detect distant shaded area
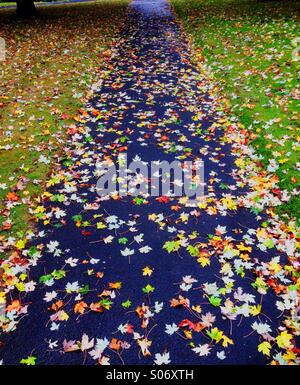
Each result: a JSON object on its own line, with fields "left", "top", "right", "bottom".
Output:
{"left": 0, "top": 0, "right": 98, "bottom": 17}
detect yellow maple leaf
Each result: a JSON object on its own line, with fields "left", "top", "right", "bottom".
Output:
{"left": 192, "top": 305, "right": 202, "bottom": 313}
{"left": 189, "top": 231, "right": 199, "bottom": 240}
{"left": 183, "top": 330, "right": 193, "bottom": 339}
{"left": 249, "top": 304, "right": 262, "bottom": 316}
{"left": 180, "top": 213, "right": 189, "bottom": 223}
{"left": 197, "top": 201, "right": 208, "bottom": 209}
{"left": 148, "top": 213, "right": 157, "bottom": 221}
{"left": 276, "top": 330, "right": 293, "bottom": 349}
{"left": 237, "top": 243, "right": 252, "bottom": 252}
{"left": 15, "top": 282, "right": 25, "bottom": 292}
{"left": 197, "top": 256, "right": 210, "bottom": 267}
{"left": 42, "top": 192, "right": 52, "bottom": 198}
{"left": 208, "top": 327, "right": 223, "bottom": 343}
{"left": 60, "top": 311, "right": 69, "bottom": 321}
{"left": 142, "top": 266, "right": 153, "bottom": 277}
{"left": 235, "top": 158, "right": 244, "bottom": 168}
{"left": 0, "top": 292, "right": 6, "bottom": 304}
{"left": 96, "top": 222, "right": 106, "bottom": 229}
{"left": 15, "top": 239, "right": 26, "bottom": 250}
{"left": 269, "top": 260, "right": 281, "bottom": 274}
{"left": 178, "top": 196, "right": 189, "bottom": 205}
{"left": 278, "top": 158, "right": 288, "bottom": 164}
{"left": 258, "top": 341, "right": 271, "bottom": 356}
{"left": 222, "top": 335, "right": 234, "bottom": 348}
{"left": 221, "top": 263, "right": 231, "bottom": 274}
{"left": 19, "top": 273, "right": 27, "bottom": 282}
{"left": 283, "top": 351, "right": 296, "bottom": 361}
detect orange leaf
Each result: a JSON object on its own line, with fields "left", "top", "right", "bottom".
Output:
{"left": 170, "top": 295, "right": 189, "bottom": 308}
{"left": 6, "top": 192, "right": 19, "bottom": 202}
{"left": 109, "top": 282, "right": 122, "bottom": 289}
{"left": 74, "top": 301, "right": 88, "bottom": 314}
{"left": 193, "top": 322, "right": 205, "bottom": 332}
{"left": 51, "top": 300, "right": 63, "bottom": 312}
{"left": 7, "top": 300, "right": 22, "bottom": 312}
{"left": 109, "top": 338, "right": 121, "bottom": 351}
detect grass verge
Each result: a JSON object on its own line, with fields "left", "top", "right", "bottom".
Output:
{"left": 0, "top": 0, "right": 128, "bottom": 248}
{"left": 172, "top": 0, "right": 300, "bottom": 221}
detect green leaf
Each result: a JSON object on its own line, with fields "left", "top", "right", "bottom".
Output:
{"left": 79, "top": 284, "right": 90, "bottom": 295}
{"left": 218, "top": 288, "right": 227, "bottom": 295}
{"left": 288, "top": 284, "right": 298, "bottom": 292}
{"left": 118, "top": 237, "right": 128, "bottom": 245}
{"left": 39, "top": 274, "right": 52, "bottom": 284}
{"left": 133, "top": 197, "right": 144, "bottom": 205}
{"left": 163, "top": 241, "right": 180, "bottom": 253}
{"left": 219, "top": 183, "right": 229, "bottom": 190}
{"left": 72, "top": 214, "right": 82, "bottom": 222}
{"left": 252, "top": 277, "right": 268, "bottom": 292}
{"left": 142, "top": 284, "right": 155, "bottom": 294}
{"left": 236, "top": 266, "right": 245, "bottom": 277}
{"left": 186, "top": 245, "right": 199, "bottom": 257}
{"left": 20, "top": 356, "right": 36, "bottom": 366}
{"left": 85, "top": 135, "right": 92, "bottom": 142}
{"left": 28, "top": 246, "right": 38, "bottom": 257}
{"left": 62, "top": 158, "right": 73, "bottom": 167}
{"left": 206, "top": 327, "right": 223, "bottom": 342}
{"left": 208, "top": 295, "right": 221, "bottom": 307}
{"left": 121, "top": 299, "right": 132, "bottom": 309}
{"left": 120, "top": 136, "right": 129, "bottom": 143}
{"left": 264, "top": 239, "right": 275, "bottom": 249}
{"left": 51, "top": 269, "right": 66, "bottom": 280}
{"left": 99, "top": 298, "right": 113, "bottom": 310}
{"left": 51, "top": 194, "right": 65, "bottom": 202}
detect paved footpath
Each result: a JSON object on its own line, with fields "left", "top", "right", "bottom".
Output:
{"left": 0, "top": 0, "right": 298, "bottom": 365}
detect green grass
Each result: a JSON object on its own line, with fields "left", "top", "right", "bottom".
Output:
{"left": 0, "top": 0, "right": 128, "bottom": 243}
{"left": 172, "top": 0, "right": 300, "bottom": 221}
